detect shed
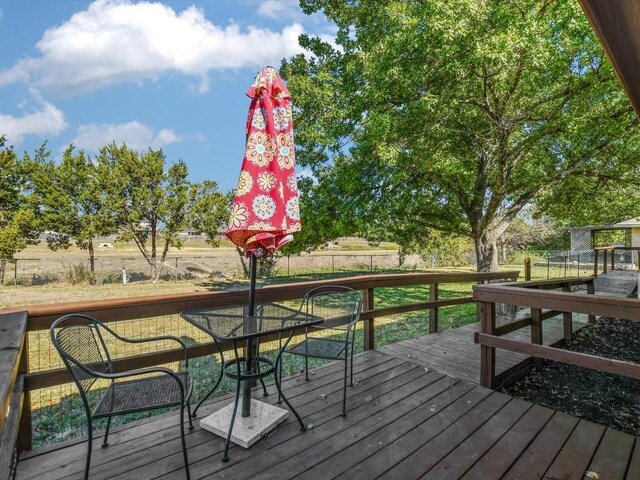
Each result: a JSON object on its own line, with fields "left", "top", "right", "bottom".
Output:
{"left": 569, "top": 217, "right": 640, "bottom": 252}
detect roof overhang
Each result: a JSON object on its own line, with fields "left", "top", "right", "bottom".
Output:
{"left": 579, "top": 0, "right": 640, "bottom": 117}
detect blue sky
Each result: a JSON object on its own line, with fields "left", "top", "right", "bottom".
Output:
{"left": 0, "top": 0, "right": 333, "bottom": 192}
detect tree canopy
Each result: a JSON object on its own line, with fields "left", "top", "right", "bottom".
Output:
{"left": 282, "top": 0, "right": 640, "bottom": 271}
{"left": 29, "top": 144, "right": 116, "bottom": 280}
{"left": 0, "top": 136, "right": 39, "bottom": 282}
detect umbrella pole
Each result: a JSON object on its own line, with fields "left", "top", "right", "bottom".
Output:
{"left": 242, "top": 254, "right": 258, "bottom": 417}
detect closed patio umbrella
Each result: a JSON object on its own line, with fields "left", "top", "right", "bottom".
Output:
{"left": 226, "top": 66, "right": 300, "bottom": 416}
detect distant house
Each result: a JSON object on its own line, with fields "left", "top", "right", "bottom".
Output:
{"left": 174, "top": 227, "right": 226, "bottom": 241}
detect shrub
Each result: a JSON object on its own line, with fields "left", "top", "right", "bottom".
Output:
{"left": 64, "top": 262, "right": 95, "bottom": 285}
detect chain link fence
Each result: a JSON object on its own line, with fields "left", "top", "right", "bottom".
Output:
{"left": 0, "top": 253, "right": 431, "bottom": 287}
{"left": 3, "top": 249, "right": 614, "bottom": 288}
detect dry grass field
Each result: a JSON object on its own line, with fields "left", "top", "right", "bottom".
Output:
{"left": 1, "top": 239, "right": 421, "bottom": 307}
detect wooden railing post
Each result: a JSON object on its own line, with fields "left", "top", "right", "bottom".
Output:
{"left": 524, "top": 257, "right": 531, "bottom": 281}
{"left": 586, "top": 279, "right": 596, "bottom": 324}
{"left": 561, "top": 285, "right": 573, "bottom": 345}
{"left": 531, "top": 307, "right": 543, "bottom": 368}
{"left": 17, "top": 331, "right": 31, "bottom": 452}
{"left": 478, "top": 301, "right": 496, "bottom": 389}
{"left": 429, "top": 283, "right": 439, "bottom": 333}
{"left": 603, "top": 250, "right": 608, "bottom": 274}
{"left": 637, "top": 251, "right": 640, "bottom": 271}
{"left": 593, "top": 250, "right": 599, "bottom": 276}
{"left": 611, "top": 248, "right": 615, "bottom": 271}
{"left": 363, "top": 287, "right": 375, "bottom": 351}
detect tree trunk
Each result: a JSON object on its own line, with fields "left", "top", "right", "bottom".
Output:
{"left": 237, "top": 247, "right": 250, "bottom": 278}
{"left": 88, "top": 239, "right": 96, "bottom": 284}
{"left": 474, "top": 231, "right": 499, "bottom": 272}
{"left": 0, "top": 259, "right": 6, "bottom": 285}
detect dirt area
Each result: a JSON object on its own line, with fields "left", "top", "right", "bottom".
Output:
{"left": 504, "top": 317, "right": 640, "bottom": 436}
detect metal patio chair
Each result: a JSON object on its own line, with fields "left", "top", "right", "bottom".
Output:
{"left": 50, "top": 313, "right": 193, "bottom": 480}
{"left": 280, "top": 286, "right": 363, "bottom": 416}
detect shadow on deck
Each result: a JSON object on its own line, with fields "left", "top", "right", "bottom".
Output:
{"left": 16, "top": 318, "right": 639, "bottom": 480}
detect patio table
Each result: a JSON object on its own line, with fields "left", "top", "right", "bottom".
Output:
{"left": 180, "top": 302, "right": 323, "bottom": 460}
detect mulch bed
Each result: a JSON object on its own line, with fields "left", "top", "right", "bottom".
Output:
{"left": 503, "top": 317, "right": 640, "bottom": 436}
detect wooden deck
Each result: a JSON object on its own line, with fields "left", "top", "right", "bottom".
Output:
{"left": 379, "top": 314, "right": 588, "bottom": 386}
{"left": 16, "top": 318, "right": 638, "bottom": 480}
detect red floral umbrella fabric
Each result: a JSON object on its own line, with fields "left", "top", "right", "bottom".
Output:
{"left": 226, "top": 66, "right": 300, "bottom": 257}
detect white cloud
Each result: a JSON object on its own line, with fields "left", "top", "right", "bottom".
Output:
{"left": 0, "top": 91, "right": 68, "bottom": 144}
{"left": 0, "top": 0, "right": 307, "bottom": 95}
{"left": 0, "top": 8, "right": 4, "bottom": 20}
{"left": 71, "top": 121, "right": 182, "bottom": 151}
{"left": 258, "top": 0, "right": 302, "bottom": 20}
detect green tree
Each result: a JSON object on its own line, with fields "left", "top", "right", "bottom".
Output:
{"left": 188, "top": 180, "right": 229, "bottom": 247}
{"left": 103, "top": 143, "right": 191, "bottom": 282}
{"left": 497, "top": 215, "right": 562, "bottom": 260}
{"left": 282, "top": 0, "right": 640, "bottom": 271}
{"left": 0, "top": 137, "right": 39, "bottom": 283}
{"left": 29, "top": 145, "right": 115, "bottom": 281}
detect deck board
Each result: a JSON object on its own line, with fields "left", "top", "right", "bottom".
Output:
{"left": 16, "top": 316, "right": 637, "bottom": 480}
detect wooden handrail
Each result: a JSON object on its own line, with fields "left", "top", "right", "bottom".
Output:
{"left": 497, "top": 277, "right": 593, "bottom": 290}
{"left": 23, "top": 295, "right": 477, "bottom": 392}
{"left": 474, "top": 275, "right": 640, "bottom": 390}
{"left": 474, "top": 283, "right": 640, "bottom": 320}
{"left": 0, "top": 311, "right": 28, "bottom": 478}
{"left": 4, "top": 271, "right": 519, "bottom": 331}
{"left": 475, "top": 333, "right": 640, "bottom": 379}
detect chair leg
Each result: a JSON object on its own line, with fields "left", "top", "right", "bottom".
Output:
{"left": 342, "top": 356, "right": 348, "bottom": 417}
{"left": 84, "top": 420, "right": 93, "bottom": 480}
{"left": 192, "top": 362, "right": 224, "bottom": 417}
{"left": 186, "top": 401, "right": 194, "bottom": 429}
{"left": 350, "top": 331, "right": 356, "bottom": 386}
{"left": 259, "top": 377, "right": 269, "bottom": 397}
{"left": 222, "top": 376, "right": 242, "bottom": 462}
{"left": 277, "top": 355, "right": 283, "bottom": 404}
{"left": 305, "top": 355, "right": 309, "bottom": 381}
{"left": 179, "top": 402, "right": 191, "bottom": 480}
{"left": 101, "top": 416, "right": 111, "bottom": 448}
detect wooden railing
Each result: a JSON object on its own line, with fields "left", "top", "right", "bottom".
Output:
{"left": 593, "top": 245, "right": 640, "bottom": 275}
{"left": 0, "top": 311, "right": 28, "bottom": 480}
{"left": 0, "top": 270, "right": 519, "bottom": 456}
{"left": 473, "top": 276, "right": 640, "bottom": 389}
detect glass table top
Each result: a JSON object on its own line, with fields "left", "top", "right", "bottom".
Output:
{"left": 180, "top": 302, "right": 324, "bottom": 341}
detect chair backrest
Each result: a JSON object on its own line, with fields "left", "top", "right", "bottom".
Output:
{"left": 50, "top": 314, "right": 113, "bottom": 399}
{"left": 303, "top": 286, "right": 363, "bottom": 329}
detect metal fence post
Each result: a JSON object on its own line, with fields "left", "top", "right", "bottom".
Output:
{"left": 14, "top": 260, "right": 18, "bottom": 287}
{"left": 370, "top": 255, "right": 373, "bottom": 272}
{"left": 524, "top": 257, "right": 531, "bottom": 281}
{"left": 547, "top": 257, "right": 550, "bottom": 279}
{"left": 577, "top": 253, "right": 580, "bottom": 276}
{"left": 332, "top": 255, "right": 335, "bottom": 274}
{"left": 287, "top": 255, "right": 290, "bottom": 277}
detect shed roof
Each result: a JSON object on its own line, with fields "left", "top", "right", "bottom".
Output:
{"left": 570, "top": 217, "right": 640, "bottom": 232}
